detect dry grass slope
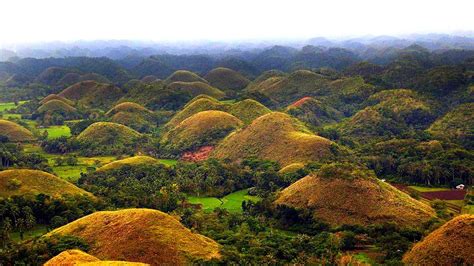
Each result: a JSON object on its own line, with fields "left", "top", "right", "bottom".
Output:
{"left": 105, "top": 102, "right": 151, "bottom": 116}
{"left": 77, "top": 122, "right": 141, "bottom": 146}
{"left": 46, "top": 209, "right": 220, "bottom": 265}
{"left": 278, "top": 163, "right": 305, "bottom": 174}
{"left": 212, "top": 112, "right": 334, "bottom": 167}
{"left": 228, "top": 99, "right": 271, "bottom": 124}
{"left": 40, "top": 94, "right": 75, "bottom": 105}
{"left": 275, "top": 163, "right": 435, "bottom": 227}
{"left": 167, "top": 81, "right": 225, "bottom": 99}
{"left": 45, "top": 249, "right": 150, "bottom": 265}
{"left": 162, "top": 110, "right": 243, "bottom": 152}
{"left": 204, "top": 67, "right": 250, "bottom": 90}
{"left": 403, "top": 215, "right": 474, "bottom": 265}
{"left": 58, "top": 81, "right": 123, "bottom": 108}
{"left": 165, "top": 70, "right": 208, "bottom": 84}
{"left": 37, "top": 99, "right": 77, "bottom": 114}
{"left": 0, "top": 169, "right": 93, "bottom": 198}
{"left": 97, "top": 156, "right": 161, "bottom": 171}
{"left": 0, "top": 119, "right": 35, "bottom": 142}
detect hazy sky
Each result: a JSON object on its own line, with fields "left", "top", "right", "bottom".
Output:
{"left": 0, "top": 0, "right": 473, "bottom": 45}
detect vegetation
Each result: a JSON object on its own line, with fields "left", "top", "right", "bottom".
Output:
{"left": 0, "top": 119, "right": 35, "bottom": 142}
{"left": 167, "top": 81, "right": 225, "bottom": 99}
{"left": 204, "top": 67, "right": 250, "bottom": 91}
{"left": 97, "top": 156, "right": 161, "bottom": 171}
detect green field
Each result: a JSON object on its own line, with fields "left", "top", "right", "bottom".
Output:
{"left": 187, "top": 188, "right": 260, "bottom": 213}
{"left": 158, "top": 158, "right": 178, "bottom": 166}
{"left": 11, "top": 225, "right": 48, "bottom": 242}
{"left": 0, "top": 100, "right": 28, "bottom": 112}
{"left": 1, "top": 113, "right": 22, "bottom": 119}
{"left": 39, "top": 125, "right": 72, "bottom": 139}
{"left": 408, "top": 185, "right": 450, "bottom": 192}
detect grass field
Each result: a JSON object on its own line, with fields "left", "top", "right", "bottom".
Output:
{"left": 11, "top": 225, "right": 48, "bottom": 242}
{"left": 187, "top": 188, "right": 260, "bottom": 213}
{"left": 1, "top": 113, "right": 22, "bottom": 119}
{"left": 38, "top": 125, "right": 72, "bottom": 139}
{"left": 158, "top": 159, "right": 178, "bottom": 166}
{"left": 408, "top": 185, "right": 451, "bottom": 192}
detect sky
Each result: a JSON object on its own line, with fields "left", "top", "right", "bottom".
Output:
{"left": 0, "top": 0, "right": 473, "bottom": 46}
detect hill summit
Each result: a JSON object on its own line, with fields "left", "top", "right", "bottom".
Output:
{"left": 275, "top": 163, "right": 435, "bottom": 227}
{"left": 46, "top": 208, "right": 221, "bottom": 264}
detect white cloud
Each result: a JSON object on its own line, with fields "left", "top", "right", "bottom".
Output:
{"left": 0, "top": 0, "right": 473, "bottom": 45}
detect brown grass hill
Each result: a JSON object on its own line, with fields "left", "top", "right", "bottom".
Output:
{"left": 77, "top": 122, "right": 141, "bottom": 148}
{"left": 0, "top": 169, "right": 93, "bottom": 198}
{"left": 45, "top": 249, "right": 150, "bottom": 266}
{"left": 105, "top": 102, "right": 152, "bottom": 116}
{"left": 212, "top": 112, "right": 336, "bottom": 167}
{"left": 161, "top": 110, "right": 243, "bottom": 153}
{"left": 227, "top": 99, "right": 271, "bottom": 124}
{"left": 286, "top": 97, "right": 343, "bottom": 127}
{"left": 403, "top": 215, "right": 474, "bottom": 265}
{"left": 34, "top": 67, "right": 75, "bottom": 86}
{"left": 0, "top": 119, "right": 35, "bottom": 142}
{"left": 278, "top": 163, "right": 305, "bottom": 175}
{"left": 109, "top": 112, "right": 153, "bottom": 132}
{"left": 165, "top": 70, "right": 208, "bottom": 84}
{"left": 141, "top": 75, "right": 159, "bottom": 83}
{"left": 204, "top": 67, "right": 250, "bottom": 91}
{"left": 167, "top": 81, "right": 225, "bottom": 99}
{"left": 40, "top": 94, "right": 75, "bottom": 105}
{"left": 244, "top": 70, "right": 287, "bottom": 91}
{"left": 58, "top": 81, "right": 124, "bottom": 108}
{"left": 428, "top": 103, "right": 474, "bottom": 149}
{"left": 45, "top": 209, "right": 221, "bottom": 264}
{"left": 37, "top": 99, "right": 78, "bottom": 115}
{"left": 274, "top": 163, "right": 435, "bottom": 228}
{"left": 79, "top": 73, "right": 111, "bottom": 84}
{"left": 164, "top": 97, "right": 226, "bottom": 131}
{"left": 97, "top": 156, "right": 162, "bottom": 172}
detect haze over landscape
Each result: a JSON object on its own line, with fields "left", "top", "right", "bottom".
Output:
{"left": 0, "top": 0, "right": 473, "bottom": 265}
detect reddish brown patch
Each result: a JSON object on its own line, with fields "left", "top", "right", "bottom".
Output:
{"left": 290, "top": 96, "right": 312, "bottom": 108}
{"left": 422, "top": 190, "right": 466, "bottom": 200}
{"left": 181, "top": 146, "right": 214, "bottom": 162}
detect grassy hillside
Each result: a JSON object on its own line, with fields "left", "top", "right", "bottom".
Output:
{"left": 77, "top": 122, "right": 142, "bottom": 153}
{"left": 275, "top": 163, "right": 435, "bottom": 227}
{"left": 204, "top": 67, "right": 250, "bottom": 90}
{"left": 228, "top": 99, "right": 271, "bottom": 124}
{"left": 286, "top": 96, "right": 343, "bottom": 127}
{"left": 403, "top": 215, "right": 474, "bottom": 265}
{"left": 45, "top": 249, "right": 149, "bottom": 266}
{"left": 212, "top": 112, "right": 335, "bottom": 166}
{"left": 97, "top": 156, "right": 161, "bottom": 171}
{"left": 58, "top": 80, "right": 124, "bottom": 108}
{"left": 0, "top": 169, "right": 92, "bottom": 198}
{"left": 428, "top": 103, "right": 474, "bottom": 148}
{"left": 39, "top": 94, "right": 74, "bottom": 105}
{"left": 37, "top": 99, "right": 77, "bottom": 114}
{"left": 106, "top": 101, "right": 152, "bottom": 116}
{"left": 165, "top": 97, "right": 226, "bottom": 130}
{"left": 165, "top": 70, "right": 208, "bottom": 84}
{"left": 167, "top": 81, "right": 225, "bottom": 99}
{"left": 0, "top": 119, "right": 35, "bottom": 142}
{"left": 161, "top": 110, "right": 243, "bottom": 152}
{"left": 45, "top": 209, "right": 221, "bottom": 264}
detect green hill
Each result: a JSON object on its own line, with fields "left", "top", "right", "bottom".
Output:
{"left": 37, "top": 99, "right": 77, "bottom": 115}
{"left": 428, "top": 103, "right": 474, "bottom": 148}
{"left": 161, "top": 110, "right": 243, "bottom": 152}
{"left": 58, "top": 80, "right": 124, "bottom": 108}
{"left": 228, "top": 99, "right": 272, "bottom": 124}
{"left": 165, "top": 70, "right": 208, "bottom": 84}
{"left": 212, "top": 112, "right": 335, "bottom": 166}
{"left": 77, "top": 122, "right": 142, "bottom": 152}
{"left": 39, "top": 94, "right": 74, "bottom": 105}
{"left": 167, "top": 81, "right": 225, "bottom": 99}
{"left": 204, "top": 67, "right": 250, "bottom": 90}
{"left": 286, "top": 96, "right": 343, "bottom": 127}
